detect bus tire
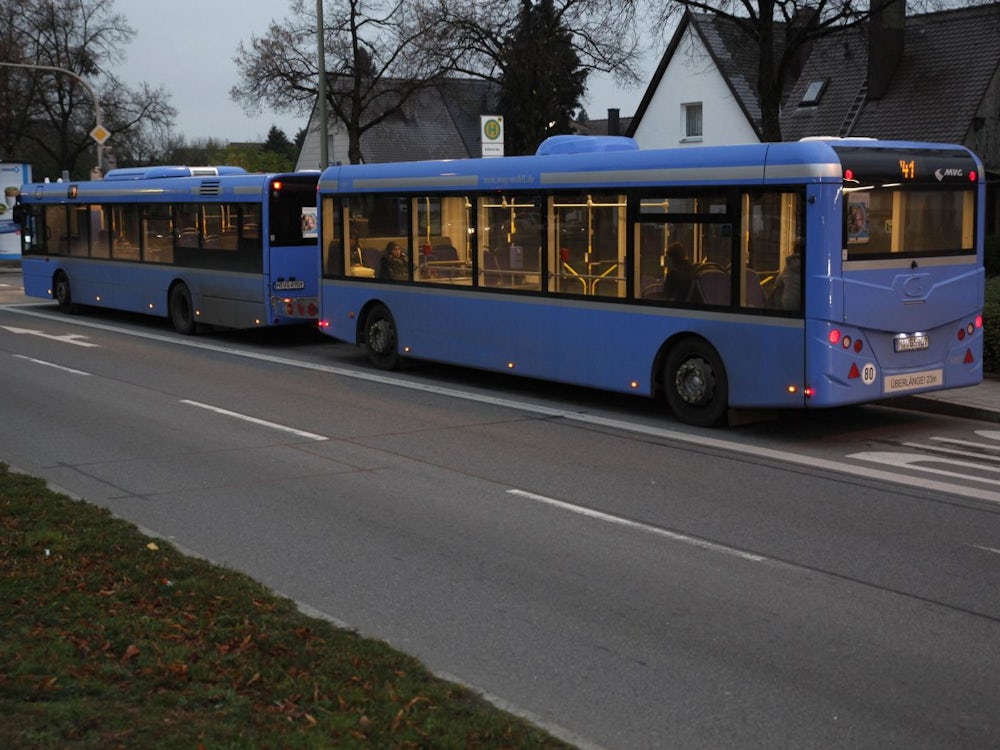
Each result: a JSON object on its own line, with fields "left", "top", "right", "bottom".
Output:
{"left": 364, "top": 304, "right": 400, "bottom": 370}
{"left": 663, "top": 338, "right": 728, "bottom": 427}
{"left": 169, "top": 283, "right": 196, "bottom": 335}
{"left": 53, "top": 271, "right": 76, "bottom": 313}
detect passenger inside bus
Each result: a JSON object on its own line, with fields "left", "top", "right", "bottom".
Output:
{"left": 773, "top": 239, "right": 802, "bottom": 311}
{"left": 663, "top": 242, "right": 695, "bottom": 301}
{"left": 380, "top": 241, "right": 409, "bottom": 280}
{"left": 349, "top": 232, "right": 364, "bottom": 266}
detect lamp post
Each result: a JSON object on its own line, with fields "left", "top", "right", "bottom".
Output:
{"left": 0, "top": 61, "right": 107, "bottom": 176}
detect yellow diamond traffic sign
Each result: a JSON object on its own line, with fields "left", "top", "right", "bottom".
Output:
{"left": 90, "top": 125, "right": 111, "bottom": 145}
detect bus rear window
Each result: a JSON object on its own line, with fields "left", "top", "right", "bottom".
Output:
{"left": 845, "top": 186, "right": 974, "bottom": 261}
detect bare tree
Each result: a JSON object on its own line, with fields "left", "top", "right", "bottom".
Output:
{"left": 231, "top": 0, "right": 643, "bottom": 164}
{"left": 232, "top": 0, "right": 456, "bottom": 165}
{"left": 0, "top": 0, "right": 176, "bottom": 178}
{"left": 414, "top": 0, "right": 643, "bottom": 107}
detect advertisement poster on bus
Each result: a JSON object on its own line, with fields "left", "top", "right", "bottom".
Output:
{"left": 0, "top": 162, "right": 32, "bottom": 260}
{"left": 847, "top": 192, "right": 870, "bottom": 244}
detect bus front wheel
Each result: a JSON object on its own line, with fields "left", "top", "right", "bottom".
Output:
{"left": 663, "top": 339, "right": 728, "bottom": 427}
{"left": 169, "top": 283, "right": 196, "bottom": 335}
{"left": 364, "top": 304, "right": 400, "bottom": 370}
{"left": 53, "top": 271, "right": 76, "bottom": 313}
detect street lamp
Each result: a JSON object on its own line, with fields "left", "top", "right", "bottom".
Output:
{"left": 0, "top": 61, "right": 107, "bottom": 176}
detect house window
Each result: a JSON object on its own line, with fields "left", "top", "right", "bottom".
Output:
{"left": 682, "top": 102, "right": 703, "bottom": 141}
{"left": 800, "top": 80, "right": 827, "bottom": 106}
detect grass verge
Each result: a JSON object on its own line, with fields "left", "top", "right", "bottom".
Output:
{"left": 0, "top": 464, "right": 575, "bottom": 749}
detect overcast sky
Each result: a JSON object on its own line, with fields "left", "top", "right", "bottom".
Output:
{"left": 114, "top": 0, "right": 649, "bottom": 143}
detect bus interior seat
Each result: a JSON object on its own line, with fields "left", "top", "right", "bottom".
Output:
{"left": 433, "top": 244, "right": 459, "bottom": 262}
{"left": 640, "top": 275, "right": 664, "bottom": 298}
{"left": 743, "top": 267, "right": 766, "bottom": 307}
{"left": 482, "top": 250, "right": 502, "bottom": 285}
{"left": 689, "top": 268, "right": 731, "bottom": 305}
{"left": 642, "top": 282, "right": 666, "bottom": 300}
{"left": 362, "top": 246, "right": 382, "bottom": 270}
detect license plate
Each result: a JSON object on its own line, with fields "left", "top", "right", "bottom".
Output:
{"left": 894, "top": 333, "right": 929, "bottom": 352}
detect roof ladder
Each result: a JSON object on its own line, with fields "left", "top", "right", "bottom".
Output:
{"left": 838, "top": 80, "right": 868, "bottom": 137}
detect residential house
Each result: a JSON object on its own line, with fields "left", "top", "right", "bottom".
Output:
{"left": 781, "top": 2, "right": 1000, "bottom": 164}
{"left": 574, "top": 108, "right": 633, "bottom": 137}
{"left": 295, "top": 78, "right": 497, "bottom": 170}
{"left": 628, "top": 10, "right": 786, "bottom": 148}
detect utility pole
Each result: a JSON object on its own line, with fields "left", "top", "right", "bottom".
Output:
{"left": 316, "top": 0, "right": 329, "bottom": 168}
{"left": 0, "top": 61, "right": 108, "bottom": 176}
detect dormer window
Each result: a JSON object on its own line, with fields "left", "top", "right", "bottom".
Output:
{"left": 800, "top": 80, "right": 827, "bottom": 107}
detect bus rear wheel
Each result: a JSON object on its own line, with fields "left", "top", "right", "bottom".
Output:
{"left": 663, "top": 339, "right": 728, "bottom": 427}
{"left": 169, "top": 283, "right": 196, "bottom": 335}
{"left": 53, "top": 271, "right": 76, "bottom": 313}
{"left": 364, "top": 304, "right": 400, "bottom": 370}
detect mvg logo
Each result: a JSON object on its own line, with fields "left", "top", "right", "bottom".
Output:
{"left": 934, "top": 168, "right": 965, "bottom": 181}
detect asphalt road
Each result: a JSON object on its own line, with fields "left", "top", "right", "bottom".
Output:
{"left": 1, "top": 293, "right": 999, "bottom": 749}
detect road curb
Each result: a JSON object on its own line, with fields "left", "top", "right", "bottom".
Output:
{"left": 881, "top": 394, "right": 1000, "bottom": 423}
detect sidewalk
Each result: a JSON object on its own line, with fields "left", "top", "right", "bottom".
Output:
{"left": 888, "top": 375, "right": 1000, "bottom": 423}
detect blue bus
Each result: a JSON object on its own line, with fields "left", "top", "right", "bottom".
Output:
{"left": 315, "top": 136, "right": 984, "bottom": 426}
{"left": 17, "top": 166, "right": 320, "bottom": 333}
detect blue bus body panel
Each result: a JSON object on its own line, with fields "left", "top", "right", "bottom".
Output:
{"left": 267, "top": 244, "right": 321, "bottom": 320}
{"left": 322, "top": 281, "right": 808, "bottom": 409}
{"left": 22, "top": 256, "right": 269, "bottom": 325}
{"left": 803, "top": 260, "right": 985, "bottom": 405}
{"left": 319, "top": 140, "right": 845, "bottom": 194}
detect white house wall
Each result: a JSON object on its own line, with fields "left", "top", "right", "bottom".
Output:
{"left": 295, "top": 115, "right": 322, "bottom": 171}
{"left": 632, "top": 26, "right": 758, "bottom": 149}
{"left": 295, "top": 113, "right": 352, "bottom": 171}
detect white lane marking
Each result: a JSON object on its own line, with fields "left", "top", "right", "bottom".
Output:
{"left": 5, "top": 305, "right": 1000, "bottom": 505}
{"left": 13, "top": 354, "right": 91, "bottom": 376}
{"left": 975, "top": 430, "right": 1000, "bottom": 442}
{"left": 507, "top": 489, "right": 767, "bottom": 563}
{"left": 900, "top": 442, "right": 1000, "bottom": 463}
{"left": 2, "top": 325, "right": 100, "bottom": 347}
{"left": 927, "top": 436, "right": 1000, "bottom": 452}
{"left": 180, "top": 399, "right": 328, "bottom": 442}
{"left": 848, "top": 451, "right": 1000, "bottom": 486}
{"left": 973, "top": 545, "right": 1000, "bottom": 556}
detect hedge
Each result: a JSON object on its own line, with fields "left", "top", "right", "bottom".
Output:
{"left": 984, "top": 275, "right": 1000, "bottom": 374}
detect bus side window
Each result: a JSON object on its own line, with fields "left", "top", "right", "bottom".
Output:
{"left": 48, "top": 206, "right": 71, "bottom": 256}
{"left": 412, "top": 196, "right": 472, "bottom": 285}
{"left": 477, "top": 195, "right": 542, "bottom": 290}
{"left": 743, "top": 190, "right": 803, "bottom": 310}
{"left": 549, "top": 193, "right": 625, "bottom": 298}
{"left": 144, "top": 205, "right": 172, "bottom": 262}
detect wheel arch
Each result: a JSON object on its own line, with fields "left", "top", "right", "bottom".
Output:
{"left": 167, "top": 276, "right": 194, "bottom": 302}
{"left": 355, "top": 297, "right": 391, "bottom": 345}
{"left": 650, "top": 332, "right": 727, "bottom": 401}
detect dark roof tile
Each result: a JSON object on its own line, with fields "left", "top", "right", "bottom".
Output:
{"left": 782, "top": 4, "right": 1000, "bottom": 142}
